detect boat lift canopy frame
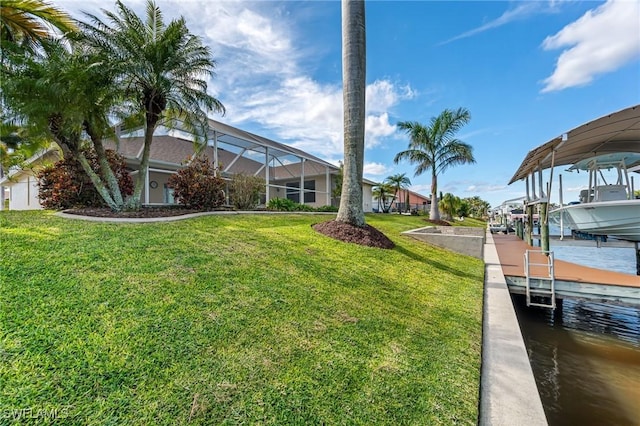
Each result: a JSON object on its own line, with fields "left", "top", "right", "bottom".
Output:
{"left": 509, "top": 105, "right": 640, "bottom": 200}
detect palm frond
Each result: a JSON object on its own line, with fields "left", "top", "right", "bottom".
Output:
{"left": 0, "top": 0, "right": 77, "bottom": 50}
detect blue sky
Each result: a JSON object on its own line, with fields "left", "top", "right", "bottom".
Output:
{"left": 57, "top": 0, "right": 640, "bottom": 208}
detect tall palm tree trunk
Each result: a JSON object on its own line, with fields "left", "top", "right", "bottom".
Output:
{"left": 430, "top": 173, "right": 439, "bottom": 220}
{"left": 336, "top": 0, "right": 366, "bottom": 227}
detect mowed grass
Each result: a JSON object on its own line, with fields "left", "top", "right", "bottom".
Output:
{"left": 0, "top": 211, "right": 484, "bottom": 425}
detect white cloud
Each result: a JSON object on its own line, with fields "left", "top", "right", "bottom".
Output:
{"left": 541, "top": 0, "right": 640, "bottom": 92}
{"left": 466, "top": 184, "right": 508, "bottom": 193}
{"left": 366, "top": 80, "right": 415, "bottom": 112}
{"left": 365, "top": 113, "right": 397, "bottom": 148}
{"left": 57, "top": 1, "right": 414, "bottom": 161}
{"left": 363, "top": 162, "right": 392, "bottom": 178}
{"left": 409, "top": 184, "right": 432, "bottom": 195}
{"left": 439, "top": 2, "right": 539, "bottom": 45}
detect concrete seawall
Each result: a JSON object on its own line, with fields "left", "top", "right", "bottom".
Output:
{"left": 401, "top": 226, "right": 485, "bottom": 259}
{"left": 479, "top": 230, "right": 547, "bottom": 425}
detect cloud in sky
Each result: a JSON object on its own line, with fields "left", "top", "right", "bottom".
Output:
{"left": 59, "top": 0, "right": 413, "bottom": 162}
{"left": 191, "top": 3, "right": 413, "bottom": 161}
{"left": 439, "top": 2, "right": 539, "bottom": 45}
{"left": 541, "top": 0, "right": 640, "bottom": 92}
{"left": 466, "top": 183, "right": 509, "bottom": 193}
{"left": 363, "top": 162, "right": 392, "bottom": 179}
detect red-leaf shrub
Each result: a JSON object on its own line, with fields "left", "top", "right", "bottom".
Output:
{"left": 167, "top": 156, "right": 225, "bottom": 209}
{"left": 37, "top": 149, "right": 133, "bottom": 209}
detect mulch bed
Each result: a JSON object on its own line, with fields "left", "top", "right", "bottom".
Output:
{"left": 312, "top": 220, "right": 395, "bottom": 249}
{"left": 64, "top": 208, "right": 395, "bottom": 250}
{"left": 64, "top": 206, "right": 207, "bottom": 218}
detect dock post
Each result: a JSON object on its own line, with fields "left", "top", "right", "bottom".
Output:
{"left": 541, "top": 202, "right": 549, "bottom": 253}
{"left": 559, "top": 174, "right": 564, "bottom": 241}
{"left": 636, "top": 242, "right": 640, "bottom": 276}
{"left": 525, "top": 204, "right": 533, "bottom": 246}
{"left": 553, "top": 298, "right": 563, "bottom": 324}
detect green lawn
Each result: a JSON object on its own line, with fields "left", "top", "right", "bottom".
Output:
{"left": 0, "top": 211, "right": 484, "bottom": 425}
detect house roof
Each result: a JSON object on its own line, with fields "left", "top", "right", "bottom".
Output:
{"left": 115, "top": 119, "right": 340, "bottom": 176}
{"left": 509, "top": 104, "right": 640, "bottom": 184}
{"left": 5, "top": 119, "right": 347, "bottom": 184}
{"left": 0, "top": 146, "right": 59, "bottom": 185}
{"left": 206, "top": 118, "right": 337, "bottom": 170}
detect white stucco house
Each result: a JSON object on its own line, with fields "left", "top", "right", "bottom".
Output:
{"left": 0, "top": 119, "right": 374, "bottom": 212}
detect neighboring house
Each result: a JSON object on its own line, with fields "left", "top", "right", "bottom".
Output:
{"left": 0, "top": 147, "right": 60, "bottom": 210}
{"left": 372, "top": 188, "right": 430, "bottom": 213}
{"left": 393, "top": 189, "right": 431, "bottom": 213}
{"left": 0, "top": 119, "right": 375, "bottom": 212}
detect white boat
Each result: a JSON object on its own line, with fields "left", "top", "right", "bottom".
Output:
{"left": 551, "top": 153, "right": 640, "bottom": 241}
{"left": 509, "top": 104, "right": 640, "bottom": 243}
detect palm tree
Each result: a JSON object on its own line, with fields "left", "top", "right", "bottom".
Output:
{"left": 1, "top": 0, "right": 76, "bottom": 209}
{"left": 464, "top": 195, "right": 490, "bottom": 218}
{"left": 1, "top": 39, "right": 127, "bottom": 210}
{"left": 384, "top": 172, "right": 411, "bottom": 213}
{"left": 336, "top": 0, "right": 366, "bottom": 227}
{"left": 372, "top": 182, "right": 394, "bottom": 213}
{"left": 80, "top": 0, "right": 225, "bottom": 209}
{"left": 395, "top": 107, "right": 475, "bottom": 220}
{"left": 439, "top": 192, "right": 461, "bottom": 221}
{"left": 0, "top": 0, "right": 76, "bottom": 51}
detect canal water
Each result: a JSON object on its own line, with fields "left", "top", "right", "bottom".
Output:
{"left": 533, "top": 224, "right": 637, "bottom": 275}
{"left": 512, "top": 294, "right": 640, "bottom": 425}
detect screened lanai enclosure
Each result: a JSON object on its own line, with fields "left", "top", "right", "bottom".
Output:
{"left": 115, "top": 119, "right": 344, "bottom": 209}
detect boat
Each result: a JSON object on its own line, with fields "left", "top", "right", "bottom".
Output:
{"left": 509, "top": 104, "right": 640, "bottom": 243}
{"left": 550, "top": 152, "right": 640, "bottom": 241}
{"left": 490, "top": 197, "right": 538, "bottom": 233}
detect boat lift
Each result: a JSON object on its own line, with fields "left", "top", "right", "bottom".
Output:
{"left": 508, "top": 104, "right": 640, "bottom": 276}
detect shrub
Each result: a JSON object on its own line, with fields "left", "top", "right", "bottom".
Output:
{"left": 316, "top": 205, "right": 338, "bottom": 212}
{"left": 167, "top": 156, "right": 225, "bottom": 210}
{"left": 266, "top": 197, "right": 315, "bottom": 212}
{"left": 266, "top": 197, "right": 296, "bottom": 211}
{"left": 229, "top": 173, "right": 265, "bottom": 210}
{"left": 37, "top": 149, "right": 133, "bottom": 210}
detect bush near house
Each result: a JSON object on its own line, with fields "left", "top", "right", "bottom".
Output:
{"left": 168, "top": 156, "right": 225, "bottom": 210}
{"left": 316, "top": 205, "right": 339, "bottom": 212}
{"left": 37, "top": 149, "right": 133, "bottom": 210}
{"left": 229, "top": 173, "right": 265, "bottom": 210}
{"left": 266, "top": 197, "right": 315, "bottom": 212}
{"left": 266, "top": 199, "right": 338, "bottom": 213}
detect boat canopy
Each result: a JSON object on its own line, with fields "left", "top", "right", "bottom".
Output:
{"left": 568, "top": 152, "right": 640, "bottom": 171}
{"left": 509, "top": 104, "right": 640, "bottom": 184}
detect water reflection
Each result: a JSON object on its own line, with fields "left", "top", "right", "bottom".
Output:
{"left": 512, "top": 294, "right": 640, "bottom": 425}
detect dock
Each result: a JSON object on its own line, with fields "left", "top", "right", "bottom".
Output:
{"left": 492, "top": 233, "right": 640, "bottom": 305}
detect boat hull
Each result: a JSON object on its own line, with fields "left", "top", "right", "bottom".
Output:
{"left": 552, "top": 200, "right": 640, "bottom": 242}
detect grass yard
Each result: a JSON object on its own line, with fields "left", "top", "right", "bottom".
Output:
{"left": 0, "top": 211, "right": 485, "bottom": 425}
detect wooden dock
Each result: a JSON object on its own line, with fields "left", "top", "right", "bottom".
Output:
{"left": 491, "top": 233, "right": 640, "bottom": 305}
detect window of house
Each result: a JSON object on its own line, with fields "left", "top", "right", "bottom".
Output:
{"left": 163, "top": 184, "right": 175, "bottom": 204}
{"left": 286, "top": 180, "right": 315, "bottom": 203}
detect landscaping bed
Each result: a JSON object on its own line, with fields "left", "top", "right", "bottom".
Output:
{"left": 64, "top": 206, "right": 211, "bottom": 218}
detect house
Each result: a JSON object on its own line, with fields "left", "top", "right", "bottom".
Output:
{"left": 372, "top": 187, "right": 431, "bottom": 213}
{"left": 393, "top": 189, "right": 431, "bottom": 213}
{"left": 0, "top": 147, "right": 60, "bottom": 210}
{"left": 0, "top": 119, "right": 374, "bottom": 212}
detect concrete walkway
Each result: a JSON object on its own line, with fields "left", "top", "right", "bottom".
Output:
{"left": 479, "top": 230, "right": 547, "bottom": 425}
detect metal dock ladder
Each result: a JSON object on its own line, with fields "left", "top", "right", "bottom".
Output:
{"left": 524, "top": 249, "right": 556, "bottom": 309}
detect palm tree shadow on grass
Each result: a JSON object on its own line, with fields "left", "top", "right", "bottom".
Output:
{"left": 393, "top": 244, "right": 479, "bottom": 281}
